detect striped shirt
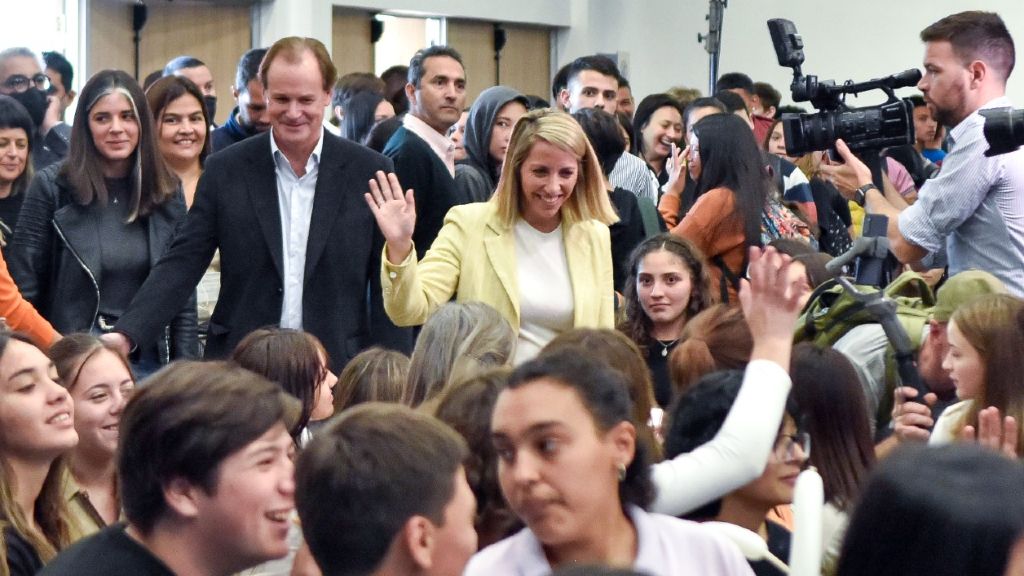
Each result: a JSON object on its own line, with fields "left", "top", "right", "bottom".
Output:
{"left": 899, "top": 96, "right": 1024, "bottom": 296}
{"left": 610, "top": 152, "right": 659, "bottom": 202}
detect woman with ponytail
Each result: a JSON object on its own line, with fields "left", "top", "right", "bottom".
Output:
{"left": 669, "top": 305, "right": 753, "bottom": 396}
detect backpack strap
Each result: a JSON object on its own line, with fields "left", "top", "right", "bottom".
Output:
{"left": 712, "top": 250, "right": 749, "bottom": 305}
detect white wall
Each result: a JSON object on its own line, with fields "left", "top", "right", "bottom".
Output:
{"left": 557, "top": 0, "right": 1024, "bottom": 106}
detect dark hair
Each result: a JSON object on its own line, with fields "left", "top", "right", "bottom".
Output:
{"left": 64, "top": 70, "right": 178, "bottom": 221}
{"left": 565, "top": 55, "right": 621, "bottom": 88}
{"left": 715, "top": 72, "right": 755, "bottom": 94}
{"left": 572, "top": 108, "right": 625, "bottom": 176}
{"left": 434, "top": 369, "right": 520, "bottom": 547}
{"left": 631, "top": 93, "right": 685, "bottom": 158}
{"left": 49, "top": 332, "right": 134, "bottom": 392}
{"left": 162, "top": 56, "right": 206, "bottom": 77}
{"left": 295, "top": 403, "right": 469, "bottom": 576}
{"left": 614, "top": 111, "right": 636, "bottom": 150}
{"left": 683, "top": 97, "right": 727, "bottom": 129}
{"left": 142, "top": 70, "right": 163, "bottom": 91}
{"left": 790, "top": 343, "right": 874, "bottom": 510}
{"left": 363, "top": 115, "right": 402, "bottom": 152}
{"left": 713, "top": 89, "right": 748, "bottom": 115}
{"left": 620, "top": 234, "right": 716, "bottom": 355}
{"left": 752, "top": 81, "right": 781, "bottom": 111}
{"left": 333, "top": 346, "right": 408, "bottom": 413}
{"left": 670, "top": 304, "right": 752, "bottom": 394}
{"left": 617, "top": 76, "right": 631, "bottom": 89}
{"left": 691, "top": 113, "right": 770, "bottom": 250}
{"left": 908, "top": 94, "right": 927, "bottom": 108}
{"left": 920, "top": 11, "right": 1015, "bottom": 83}
{"left": 145, "top": 75, "right": 212, "bottom": 167}
{"left": 235, "top": 48, "right": 268, "bottom": 92}
{"left": 331, "top": 71, "right": 385, "bottom": 110}
{"left": 42, "top": 51, "right": 73, "bottom": 93}
{"left": 230, "top": 328, "right": 329, "bottom": 441}
{"left": 663, "top": 369, "right": 799, "bottom": 519}
{"left": 119, "top": 361, "right": 300, "bottom": 534}
{"left": 0, "top": 95, "right": 35, "bottom": 196}
{"left": 507, "top": 349, "right": 655, "bottom": 510}
{"left": 339, "top": 90, "right": 387, "bottom": 143}
{"left": 408, "top": 45, "right": 464, "bottom": 88}
{"left": 524, "top": 94, "right": 550, "bottom": 110}
{"left": 551, "top": 62, "right": 571, "bottom": 101}
{"left": 541, "top": 329, "right": 662, "bottom": 462}
{"left": 259, "top": 37, "right": 337, "bottom": 92}
{"left": 381, "top": 65, "right": 409, "bottom": 116}
{"left": 837, "top": 444, "right": 1024, "bottom": 576}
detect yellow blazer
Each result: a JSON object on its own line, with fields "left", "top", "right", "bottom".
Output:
{"left": 382, "top": 202, "right": 614, "bottom": 330}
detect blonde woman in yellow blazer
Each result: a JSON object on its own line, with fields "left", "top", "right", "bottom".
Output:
{"left": 366, "top": 109, "right": 620, "bottom": 362}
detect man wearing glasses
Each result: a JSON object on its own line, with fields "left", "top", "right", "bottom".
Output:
{"left": 0, "top": 47, "right": 67, "bottom": 169}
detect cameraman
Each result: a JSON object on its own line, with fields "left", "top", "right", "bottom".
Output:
{"left": 821, "top": 11, "right": 1024, "bottom": 297}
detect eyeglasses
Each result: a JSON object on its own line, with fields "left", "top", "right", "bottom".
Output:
{"left": 1, "top": 73, "right": 51, "bottom": 94}
{"left": 772, "top": 432, "right": 810, "bottom": 462}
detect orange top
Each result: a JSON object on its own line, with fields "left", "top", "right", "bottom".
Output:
{"left": 663, "top": 187, "right": 747, "bottom": 304}
{"left": 0, "top": 251, "right": 57, "bottom": 348}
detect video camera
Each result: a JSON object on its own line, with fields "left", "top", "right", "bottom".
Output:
{"left": 767, "top": 18, "right": 921, "bottom": 157}
{"left": 981, "top": 107, "right": 1024, "bottom": 156}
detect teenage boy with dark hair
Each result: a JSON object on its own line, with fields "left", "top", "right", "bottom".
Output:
{"left": 560, "top": 55, "right": 659, "bottom": 203}
{"left": 296, "top": 403, "right": 477, "bottom": 576}
{"left": 41, "top": 361, "right": 301, "bottom": 575}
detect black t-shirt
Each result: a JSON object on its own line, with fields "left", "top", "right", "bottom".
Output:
{"left": 4, "top": 527, "right": 42, "bottom": 576}
{"left": 608, "top": 187, "right": 647, "bottom": 291}
{"left": 39, "top": 524, "right": 174, "bottom": 576}
{"left": 646, "top": 338, "right": 680, "bottom": 408}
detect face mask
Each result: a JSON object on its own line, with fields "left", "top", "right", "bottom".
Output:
{"left": 203, "top": 95, "right": 217, "bottom": 124}
{"left": 9, "top": 88, "right": 47, "bottom": 129}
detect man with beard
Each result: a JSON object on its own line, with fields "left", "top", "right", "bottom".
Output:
{"left": 821, "top": 11, "right": 1024, "bottom": 296}
{"left": 0, "top": 47, "right": 67, "bottom": 169}
{"left": 212, "top": 48, "right": 271, "bottom": 152}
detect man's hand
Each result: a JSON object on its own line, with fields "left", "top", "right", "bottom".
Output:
{"left": 892, "top": 386, "right": 936, "bottom": 443}
{"left": 818, "top": 139, "right": 873, "bottom": 199}
{"left": 100, "top": 332, "right": 132, "bottom": 358}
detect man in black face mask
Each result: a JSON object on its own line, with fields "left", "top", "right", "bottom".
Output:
{"left": 163, "top": 55, "right": 219, "bottom": 128}
{"left": 0, "top": 47, "right": 67, "bottom": 170}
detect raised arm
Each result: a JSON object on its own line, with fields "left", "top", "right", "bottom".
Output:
{"left": 650, "top": 246, "right": 808, "bottom": 515}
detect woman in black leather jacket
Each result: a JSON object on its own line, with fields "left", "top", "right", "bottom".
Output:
{"left": 8, "top": 70, "right": 197, "bottom": 374}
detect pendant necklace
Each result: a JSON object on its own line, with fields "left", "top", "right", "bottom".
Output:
{"left": 656, "top": 338, "right": 681, "bottom": 357}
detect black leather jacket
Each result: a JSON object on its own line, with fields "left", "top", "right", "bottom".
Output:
{"left": 8, "top": 163, "right": 198, "bottom": 362}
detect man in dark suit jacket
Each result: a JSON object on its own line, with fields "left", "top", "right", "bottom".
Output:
{"left": 107, "top": 37, "right": 410, "bottom": 369}
{"left": 384, "top": 46, "right": 467, "bottom": 259}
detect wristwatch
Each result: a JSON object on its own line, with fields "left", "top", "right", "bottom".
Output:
{"left": 854, "top": 183, "right": 878, "bottom": 207}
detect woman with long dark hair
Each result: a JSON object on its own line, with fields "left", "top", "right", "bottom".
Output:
{"left": 661, "top": 113, "right": 768, "bottom": 303}
{"left": 631, "top": 94, "right": 685, "bottom": 189}
{"left": 339, "top": 90, "right": 395, "bottom": 146}
{"left": 9, "top": 70, "right": 198, "bottom": 374}
{"left": 0, "top": 95, "right": 35, "bottom": 241}
{"left": 145, "top": 75, "right": 211, "bottom": 208}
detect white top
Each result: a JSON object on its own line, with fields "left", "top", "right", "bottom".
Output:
{"left": 513, "top": 219, "right": 574, "bottom": 364}
{"left": 929, "top": 399, "right": 973, "bottom": 446}
{"left": 403, "top": 113, "right": 456, "bottom": 177}
{"left": 464, "top": 505, "right": 754, "bottom": 576}
{"left": 650, "top": 359, "right": 793, "bottom": 515}
{"left": 270, "top": 129, "right": 324, "bottom": 330}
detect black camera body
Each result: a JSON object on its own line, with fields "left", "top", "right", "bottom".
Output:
{"left": 768, "top": 18, "right": 920, "bottom": 157}
{"left": 980, "top": 107, "right": 1024, "bottom": 156}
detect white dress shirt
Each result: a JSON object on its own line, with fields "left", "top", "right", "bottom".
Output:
{"left": 270, "top": 130, "right": 325, "bottom": 329}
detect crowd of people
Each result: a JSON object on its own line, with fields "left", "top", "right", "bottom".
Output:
{"left": 0, "top": 7, "right": 1022, "bottom": 576}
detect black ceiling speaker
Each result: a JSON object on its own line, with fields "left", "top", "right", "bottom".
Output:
{"left": 371, "top": 18, "right": 384, "bottom": 44}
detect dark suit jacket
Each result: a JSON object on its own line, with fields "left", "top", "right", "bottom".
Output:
{"left": 115, "top": 130, "right": 411, "bottom": 369}
{"left": 383, "top": 126, "right": 461, "bottom": 259}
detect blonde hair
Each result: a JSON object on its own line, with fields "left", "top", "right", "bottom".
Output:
{"left": 404, "top": 302, "right": 515, "bottom": 407}
{"left": 949, "top": 294, "right": 1024, "bottom": 449}
{"left": 489, "top": 109, "right": 618, "bottom": 229}
{"left": 333, "top": 347, "right": 409, "bottom": 413}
